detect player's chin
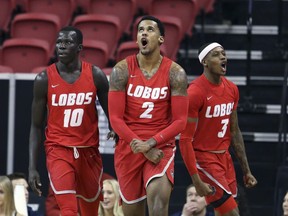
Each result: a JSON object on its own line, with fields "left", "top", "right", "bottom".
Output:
{"left": 140, "top": 49, "right": 150, "bottom": 56}
{"left": 218, "top": 71, "right": 226, "bottom": 76}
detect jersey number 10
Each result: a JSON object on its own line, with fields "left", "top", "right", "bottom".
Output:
{"left": 63, "top": 108, "right": 84, "bottom": 127}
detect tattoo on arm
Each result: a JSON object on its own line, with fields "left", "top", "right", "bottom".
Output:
{"left": 109, "top": 60, "right": 129, "bottom": 91}
{"left": 169, "top": 62, "right": 188, "bottom": 96}
{"left": 230, "top": 111, "right": 251, "bottom": 174}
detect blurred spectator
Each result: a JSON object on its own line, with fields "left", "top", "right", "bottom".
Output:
{"left": 171, "top": 184, "right": 214, "bottom": 216}
{"left": 283, "top": 191, "right": 288, "bottom": 216}
{"left": 7, "top": 172, "right": 43, "bottom": 216}
{"left": 98, "top": 179, "right": 124, "bottom": 216}
{"left": 0, "top": 175, "right": 16, "bottom": 216}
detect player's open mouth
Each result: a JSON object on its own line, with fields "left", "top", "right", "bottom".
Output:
{"left": 141, "top": 38, "right": 148, "bottom": 47}
{"left": 221, "top": 62, "right": 227, "bottom": 71}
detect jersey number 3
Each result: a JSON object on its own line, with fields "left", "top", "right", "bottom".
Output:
{"left": 218, "top": 118, "right": 229, "bottom": 138}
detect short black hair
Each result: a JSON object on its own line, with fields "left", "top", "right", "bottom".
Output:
{"left": 59, "top": 26, "right": 83, "bottom": 44}
{"left": 198, "top": 42, "right": 214, "bottom": 55}
{"left": 137, "top": 15, "right": 165, "bottom": 37}
{"left": 7, "top": 172, "right": 26, "bottom": 181}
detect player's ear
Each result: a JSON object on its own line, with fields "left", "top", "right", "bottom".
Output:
{"left": 158, "top": 36, "right": 164, "bottom": 45}
{"left": 202, "top": 59, "right": 208, "bottom": 66}
{"left": 78, "top": 44, "right": 83, "bottom": 51}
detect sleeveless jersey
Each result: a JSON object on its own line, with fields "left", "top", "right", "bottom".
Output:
{"left": 188, "top": 74, "right": 239, "bottom": 151}
{"left": 125, "top": 55, "right": 173, "bottom": 145}
{"left": 45, "top": 61, "right": 99, "bottom": 147}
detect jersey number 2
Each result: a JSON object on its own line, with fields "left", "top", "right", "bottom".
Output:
{"left": 140, "top": 102, "right": 154, "bottom": 119}
{"left": 63, "top": 109, "right": 84, "bottom": 127}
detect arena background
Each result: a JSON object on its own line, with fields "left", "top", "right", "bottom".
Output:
{"left": 1, "top": 0, "right": 288, "bottom": 215}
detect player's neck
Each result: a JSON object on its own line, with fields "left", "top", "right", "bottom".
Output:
{"left": 57, "top": 59, "right": 82, "bottom": 73}
{"left": 203, "top": 71, "right": 222, "bottom": 85}
{"left": 137, "top": 53, "right": 162, "bottom": 73}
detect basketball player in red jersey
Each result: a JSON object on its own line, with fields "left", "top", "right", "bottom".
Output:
{"left": 108, "top": 15, "right": 208, "bottom": 216}
{"left": 28, "top": 26, "right": 115, "bottom": 216}
{"left": 179, "top": 42, "right": 257, "bottom": 216}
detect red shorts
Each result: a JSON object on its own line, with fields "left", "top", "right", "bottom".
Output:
{"left": 46, "top": 145, "right": 103, "bottom": 202}
{"left": 195, "top": 150, "right": 237, "bottom": 204}
{"left": 114, "top": 140, "right": 175, "bottom": 204}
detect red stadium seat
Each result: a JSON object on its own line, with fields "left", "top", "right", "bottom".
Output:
{"left": 88, "top": 0, "right": 137, "bottom": 34}
{"left": 132, "top": 15, "right": 182, "bottom": 60}
{"left": 116, "top": 41, "right": 139, "bottom": 62}
{"left": 102, "top": 67, "right": 113, "bottom": 76}
{"left": 149, "top": 0, "right": 198, "bottom": 37}
{"left": 74, "top": 0, "right": 90, "bottom": 13}
{"left": 135, "top": 0, "right": 153, "bottom": 14}
{"left": 31, "top": 66, "right": 47, "bottom": 73}
{"left": 0, "top": 0, "right": 16, "bottom": 32}
{"left": 15, "top": 0, "right": 26, "bottom": 9}
{"left": 196, "top": 0, "right": 215, "bottom": 14}
{"left": 11, "top": 13, "right": 61, "bottom": 56}
{"left": 1, "top": 38, "right": 50, "bottom": 73}
{"left": 72, "top": 14, "right": 121, "bottom": 60}
{"left": 80, "top": 39, "right": 109, "bottom": 69}
{"left": 24, "top": 0, "right": 76, "bottom": 27}
{"left": 116, "top": 41, "right": 167, "bottom": 62}
{"left": 0, "top": 65, "right": 14, "bottom": 73}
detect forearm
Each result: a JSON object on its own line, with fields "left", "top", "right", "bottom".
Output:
{"left": 231, "top": 128, "right": 251, "bottom": 174}
{"left": 98, "top": 98, "right": 112, "bottom": 131}
{"left": 179, "top": 119, "right": 198, "bottom": 176}
{"left": 179, "top": 138, "right": 198, "bottom": 176}
{"left": 153, "top": 96, "right": 188, "bottom": 145}
{"left": 29, "top": 127, "right": 42, "bottom": 170}
{"left": 109, "top": 91, "right": 140, "bottom": 143}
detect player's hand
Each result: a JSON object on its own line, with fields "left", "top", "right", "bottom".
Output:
{"left": 192, "top": 173, "right": 214, "bottom": 196}
{"left": 243, "top": 173, "right": 257, "bottom": 188}
{"left": 107, "top": 130, "right": 119, "bottom": 147}
{"left": 195, "top": 181, "right": 214, "bottom": 197}
{"left": 28, "top": 169, "right": 42, "bottom": 196}
{"left": 143, "top": 148, "right": 164, "bottom": 164}
{"left": 130, "top": 139, "right": 151, "bottom": 153}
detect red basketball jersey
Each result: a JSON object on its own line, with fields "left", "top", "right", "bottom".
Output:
{"left": 188, "top": 74, "right": 239, "bottom": 151}
{"left": 45, "top": 61, "right": 99, "bottom": 147}
{"left": 125, "top": 55, "right": 173, "bottom": 146}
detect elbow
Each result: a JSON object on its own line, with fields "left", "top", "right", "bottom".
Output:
{"left": 177, "top": 118, "right": 187, "bottom": 132}
{"left": 109, "top": 115, "right": 123, "bottom": 134}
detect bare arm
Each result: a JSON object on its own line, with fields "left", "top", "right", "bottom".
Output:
{"left": 109, "top": 60, "right": 129, "bottom": 91}
{"left": 230, "top": 111, "right": 250, "bottom": 174}
{"left": 92, "top": 65, "right": 110, "bottom": 127}
{"left": 169, "top": 62, "right": 188, "bottom": 96}
{"left": 28, "top": 71, "right": 48, "bottom": 196}
{"left": 92, "top": 65, "right": 118, "bottom": 140}
{"left": 230, "top": 111, "right": 257, "bottom": 188}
